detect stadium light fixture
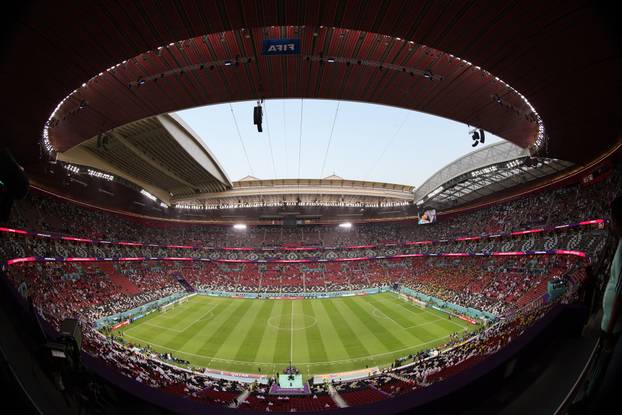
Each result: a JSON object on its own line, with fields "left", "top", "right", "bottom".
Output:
{"left": 233, "top": 223, "right": 247, "bottom": 230}
{"left": 327, "top": 57, "right": 336, "bottom": 63}
{"left": 140, "top": 189, "right": 156, "bottom": 202}
{"left": 338, "top": 222, "right": 352, "bottom": 228}
{"left": 63, "top": 164, "right": 80, "bottom": 174}
{"left": 87, "top": 169, "right": 113, "bottom": 181}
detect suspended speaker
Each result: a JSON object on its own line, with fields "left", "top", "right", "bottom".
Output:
{"left": 254, "top": 105, "right": 263, "bottom": 132}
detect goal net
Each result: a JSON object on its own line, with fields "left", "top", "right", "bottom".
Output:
{"left": 161, "top": 293, "right": 196, "bottom": 312}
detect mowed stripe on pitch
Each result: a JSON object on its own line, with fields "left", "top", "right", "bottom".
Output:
{"left": 367, "top": 295, "right": 446, "bottom": 343}
{"left": 161, "top": 297, "right": 233, "bottom": 352}
{"left": 339, "top": 297, "right": 405, "bottom": 351}
{"left": 127, "top": 297, "right": 212, "bottom": 344}
{"left": 215, "top": 299, "right": 267, "bottom": 361}
{"left": 365, "top": 295, "right": 418, "bottom": 327}
{"left": 192, "top": 298, "right": 254, "bottom": 357}
{"left": 388, "top": 296, "right": 473, "bottom": 334}
{"left": 121, "top": 298, "right": 214, "bottom": 364}
{"left": 182, "top": 300, "right": 250, "bottom": 357}
{"left": 232, "top": 299, "right": 276, "bottom": 362}
{"left": 254, "top": 300, "right": 284, "bottom": 365}
{"left": 272, "top": 300, "right": 293, "bottom": 364}
{"left": 374, "top": 295, "right": 462, "bottom": 338}
{"left": 309, "top": 299, "right": 351, "bottom": 362}
{"left": 321, "top": 299, "right": 371, "bottom": 358}
{"left": 360, "top": 295, "right": 436, "bottom": 344}
{"left": 301, "top": 300, "right": 329, "bottom": 364}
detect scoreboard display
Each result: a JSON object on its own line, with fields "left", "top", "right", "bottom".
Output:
{"left": 418, "top": 209, "right": 437, "bottom": 224}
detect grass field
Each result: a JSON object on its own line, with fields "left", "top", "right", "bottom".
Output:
{"left": 113, "top": 292, "right": 478, "bottom": 376}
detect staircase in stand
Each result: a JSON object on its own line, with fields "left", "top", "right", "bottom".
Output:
{"left": 98, "top": 262, "right": 141, "bottom": 295}
{"left": 230, "top": 388, "right": 252, "bottom": 408}
{"left": 327, "top": 384, "right": 348, "bottom": 408}
{"left": 173, "top": 273, "right": 196, "bottom": 293}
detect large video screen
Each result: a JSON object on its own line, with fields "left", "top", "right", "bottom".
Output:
{"left": 418, "top": 209, "right": 437, "bottom": 225}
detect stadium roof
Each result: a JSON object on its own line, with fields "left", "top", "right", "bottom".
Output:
{"left": 413, "top": 141, "right": 573, "bottom": 209}
{"left": 57, "top": 114, "right": 231, "bottom": 202}
{"left": 172, "top": 176, "right": 414, "bottom": 209}
{"left": 6, "top": 0, "right": 621, "bottom": 172}
{"left": 42, "top": 24, "right": 542, "bottom": 158}
{"left": 2, "top": 1, "right": 620, "bottom": 220}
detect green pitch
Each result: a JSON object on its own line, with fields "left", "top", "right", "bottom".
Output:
{"left": 112, "top": 292, "right": 478, "bottom": 376}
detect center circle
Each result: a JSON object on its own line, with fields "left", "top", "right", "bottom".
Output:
{"left": 267, "top": 313, "right": 317, "bottom": 331}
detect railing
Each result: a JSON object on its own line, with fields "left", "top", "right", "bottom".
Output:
{"left": 553, "top": 243, "right": 610, "bottom": 414}
{"left": 3, "top": 249, "right": 589, "bottom": 267}
{"left": 553, "top": 338, "right": 601, "bottom": 415}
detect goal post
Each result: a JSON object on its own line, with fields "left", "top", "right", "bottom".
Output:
{"left": 161, "top": 302, "right": 175, "bottom": 313}
{"left": 161, "top": 293, "right": 197, "bottom": 312}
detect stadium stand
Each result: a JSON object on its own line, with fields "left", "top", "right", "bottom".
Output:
{"left": 5, "top": 169, "right": 618, "bottom": 249}
{"left": 0, "top": 169, "right": 617, "bottom": 412}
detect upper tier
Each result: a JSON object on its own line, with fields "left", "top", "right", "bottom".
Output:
{"left": 6, "top": 166, "right": 617, "bottom": 250}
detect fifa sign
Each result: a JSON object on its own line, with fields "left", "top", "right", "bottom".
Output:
{"left": 262, "top": 38, "right": 300, "bottom": 55}
{"left": 268, "top": 43, "right": 295, "bottom": 52}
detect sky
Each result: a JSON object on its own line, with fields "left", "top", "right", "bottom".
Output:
{"left": 176, "top": 99, "right": 504, "bottom": 187}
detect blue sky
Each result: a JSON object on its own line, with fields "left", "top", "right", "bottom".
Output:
{"left": 176, "top": 99, "right": 503, "bottom": 187}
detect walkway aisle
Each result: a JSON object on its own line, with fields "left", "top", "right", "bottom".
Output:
{"left": 328, "top": 383, "right": 349, "bottom": 408}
